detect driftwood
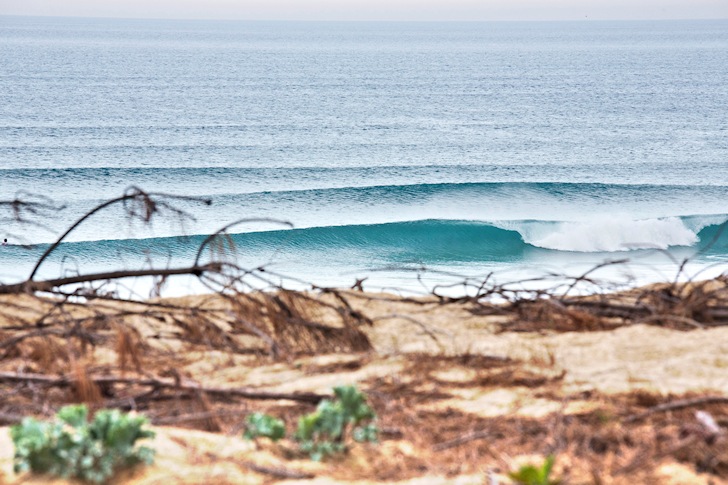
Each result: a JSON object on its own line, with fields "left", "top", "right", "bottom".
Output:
{"left": 240, "top": 461, "right": 315, "bottom": 480}
{"left": 0, "top": 371, "right": 327, "bottom": 404}
{"left": 465, "top": 274, "right": 728, "bottom": 332}
{"left": 625, "top": 395, "right": 728, "bottom": 423}
{"left": 0, "top": 265, "right": 222, "bottom": 295}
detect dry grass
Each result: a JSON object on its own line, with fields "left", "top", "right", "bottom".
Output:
{"left": 3, "top": 282, "right": 728, "bottom": 483}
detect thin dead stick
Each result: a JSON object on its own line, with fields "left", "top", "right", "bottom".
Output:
{"left": 241, "top": 461, "right": 315, "bottom": 480}
{"left": 558, "top": 259, "right": 629, "bottom": 300}
{"left": 151, "top": 410, "right": 245, "bottom": 425}
{"left": 193, "top": 217, "right": 292, "bottom": 267}
{"left": 0, "top": 371, "right": 327, "bottom": 404}
{"left": 635, "top": 314, "right": 705, "bottom": 329}
{"left": 433, "top": 430, "right": 491, "bottom": 451}
{"left": 27, "top": 188, "right": 208, "bottom": 282}
{"left": 0, "top": 328, "right": 66, "bottom": 351}
{"left": 373, "top": 313, "right": 451, "bottom": 344}
{"left": 624, "top": 396, "right": 728, "bottom": 423}
{"left": 0, "top": 411, "right": 26, "bottom": 424}
{"left": 0, "top": 264, "right": 221, "bottom": 295}
{"left": 560, "top": 299, "right": 653, "bottom": 317}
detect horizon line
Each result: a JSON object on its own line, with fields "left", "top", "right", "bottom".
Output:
{"left": 2, "top": 13, "right": 728, "bottom": 23}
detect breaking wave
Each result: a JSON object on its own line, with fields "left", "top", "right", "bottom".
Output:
{"left": 6, "top": 215, "right": 727, "bottom": 269}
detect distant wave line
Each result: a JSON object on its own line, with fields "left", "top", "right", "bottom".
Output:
{"left": 2, "top": 168, "right": 728, "bottom": 192}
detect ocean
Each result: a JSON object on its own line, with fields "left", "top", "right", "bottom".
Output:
{"left": 1, "top": 16, "right": 727, "bottom": 295}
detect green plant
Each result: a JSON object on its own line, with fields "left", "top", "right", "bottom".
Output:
{"left": 11, "top": 404, "right": 155, "bottom": 484}
{"left": 508, "top": 455, "right": 561, "bottom": 485}
{"left": 243, "top": 413, "right": 286, "bottom": 442}
{"left": 294, "top": 385, "right": 378, "bottom": 461}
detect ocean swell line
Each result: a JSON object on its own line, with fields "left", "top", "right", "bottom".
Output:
{"left": 5, "top": 217, "right": 727, "bottom": 268}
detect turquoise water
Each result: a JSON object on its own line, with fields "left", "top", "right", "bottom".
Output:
{"left": 1, "top": 17, "right": 727, "bottom": 293}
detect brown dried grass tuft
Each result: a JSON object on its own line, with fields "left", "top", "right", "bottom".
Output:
{"left": 72, "top": 362, "right": 102, "bottom": 405}
{"left": 225, "top": 290, "right": 372, "bottom": 355}
{"left": 264, "top": 290, "right": 371, "bottom": 354}
{"left": 475, "top": 277, "right": 728, "bottom": 333}
{"left": 115, "top": 326, "right": 144, "bottom": 375}
{"left": 25, "top": 336, "right": 70, "bottom": 373}
{"left": 634, "top": 278, "right": 728, "bottom": 327}
{"left": 508, "top": 299, "right": 609, "bottom": 332}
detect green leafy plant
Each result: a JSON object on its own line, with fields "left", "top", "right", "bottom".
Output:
{"left": 243, "top": 413, "right": 286, "bottom": 442}
{"left": 11, "top": 404, "right": 155, "bottom": 484}
{"left": 294, "top": 385, "right": 378, "bottom": 461}
{"left": 508, "top": 455, "right": 561, "bottom": 485}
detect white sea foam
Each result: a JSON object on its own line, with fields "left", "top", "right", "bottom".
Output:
{"left": 505, "top": 217, "right": 701, "bottom": 252}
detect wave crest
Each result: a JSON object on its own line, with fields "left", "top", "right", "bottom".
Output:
{"left": 504, "top": 217, "right": 702, "bottom": 252}
{"left": 5, "top": 217, "right": 726, "bottom": 271}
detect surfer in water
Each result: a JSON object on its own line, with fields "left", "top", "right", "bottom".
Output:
{"left": 2, "top": 238, "right": 6, "bottom": 246}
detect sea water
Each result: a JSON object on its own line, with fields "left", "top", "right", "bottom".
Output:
{"left": 1, "top": 17, "right": 727, "bottom": 295}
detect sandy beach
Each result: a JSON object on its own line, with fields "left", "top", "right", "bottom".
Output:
{"left": 2, "top": 283, "right": 728, "bottom": 484}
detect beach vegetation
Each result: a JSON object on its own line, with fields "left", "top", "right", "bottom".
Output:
{"left": 508, "top": 455, "right": 560, "bottom": 485}
{"left": 11, "top": 404, "right": 155, "bottom": 483}
{"left": 243, "top": 412, "right": 286, "bottom": 442}
{"left": 243, "top": 385, "right": 379, "bottom": 461}
{"left": 295, "top": 385, "right": 378, "bottom": 461}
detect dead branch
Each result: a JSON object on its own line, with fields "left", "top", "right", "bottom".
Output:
{"left": 372, "top": 313, "right": 451, "bottom": 345}
{"left": 240, "top": 461, "right": 315, "bottom": 480}
{"left": 0, "top": 264, "right": 222, "bottom": 295}
{"left": 0, "top": 411, "right": 26, "bottom": 424}
{"left": 192, "top": 217, "right": 293, "bottom": 267}
{"left": 151, "top": 410, "right": 247, "bottom": 425}
{"left": 0, "top": 191, "right": 65, "bottom": 236}
{"left": 27, "top": 186, "right": 210, "bottom": 281}
{"left": 635, "top": 314, "right": 705, "bottom": 329}
{"left": 432, "top": 430, "right": 491, "bottom": 451}
{"left": 0, "top": 371, "right": 327, "bottom": 404}
{"left": 624, "top": 396, "right": 728, "bottom": 423}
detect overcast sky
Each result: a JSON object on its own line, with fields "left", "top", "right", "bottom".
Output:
{"left": 1, "top": 0, "right": 727, "bottom": 21}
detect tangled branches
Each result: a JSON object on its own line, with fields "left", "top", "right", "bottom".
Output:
{"left": 463, "top": 277, "right": 728, "bottom": 332}
{"left": 0, "top": 188, "right": 372, "bottom": 422}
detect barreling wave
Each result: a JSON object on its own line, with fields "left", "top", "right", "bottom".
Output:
{"left": 9, "top": 215, "right": 728, "bottom": 270}
{"left": 230, "top": 215, "right": 728, "bottom": 259}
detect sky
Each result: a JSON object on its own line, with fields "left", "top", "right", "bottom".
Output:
{"left": 0, "top": 0, "right": 726, "bottom": 21}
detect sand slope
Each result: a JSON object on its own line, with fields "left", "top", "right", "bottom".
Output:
{"left": 1, "top": 291, "right": 728, "bottom": 484}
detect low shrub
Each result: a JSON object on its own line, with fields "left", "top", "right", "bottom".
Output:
{"left": 294, "top": 385, "right": 378, "bottom": 461}
{"left": 11, "top": 404, "right": 155, "bottom": 483}
{"left": 242, "top": 385, "right": 379, "bottom": 461}
{"left": 508, "top": 455, "right": 561, "bottom": 485}
{"left": 243, "top": 412, "right": 286, "bottom": 442}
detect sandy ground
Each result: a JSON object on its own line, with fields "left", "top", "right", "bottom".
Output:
{"left": 1, "top": 290, "right": 728, "bottom": 484}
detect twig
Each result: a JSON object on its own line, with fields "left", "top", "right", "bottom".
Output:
{"left": 635, "top": 314, "right": 704, "bottom": 329}
{"left": 373, "top": 313, "right": 451, "bottom": 345}
{"left": 0, "top": 371, "right": 327, "bottom": 404}
{"left": 193, "top": 217, "right": 292, "bottom": 267}
{"left": 27, "top": 187, "right": 209, "bottom": 281}
{"left": 559, "top": 259, "right": 629, "bottom": 300}
{"left": 151, "top": 409, "right": 245, "bottom": 425}
{"left": 0, "top": 264, "right": 222, "bottom": 295}
{"left": 240, "top": 461, "right": 315, "bottom": 480}
{"left": 0, "top": 411, "right": 26, "bottom": 424}
{"left": 624, "top": 395, "right": 728, "bottom": 423}
{"left": 433, "top": 430, "right": 490, "bottom": 451}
